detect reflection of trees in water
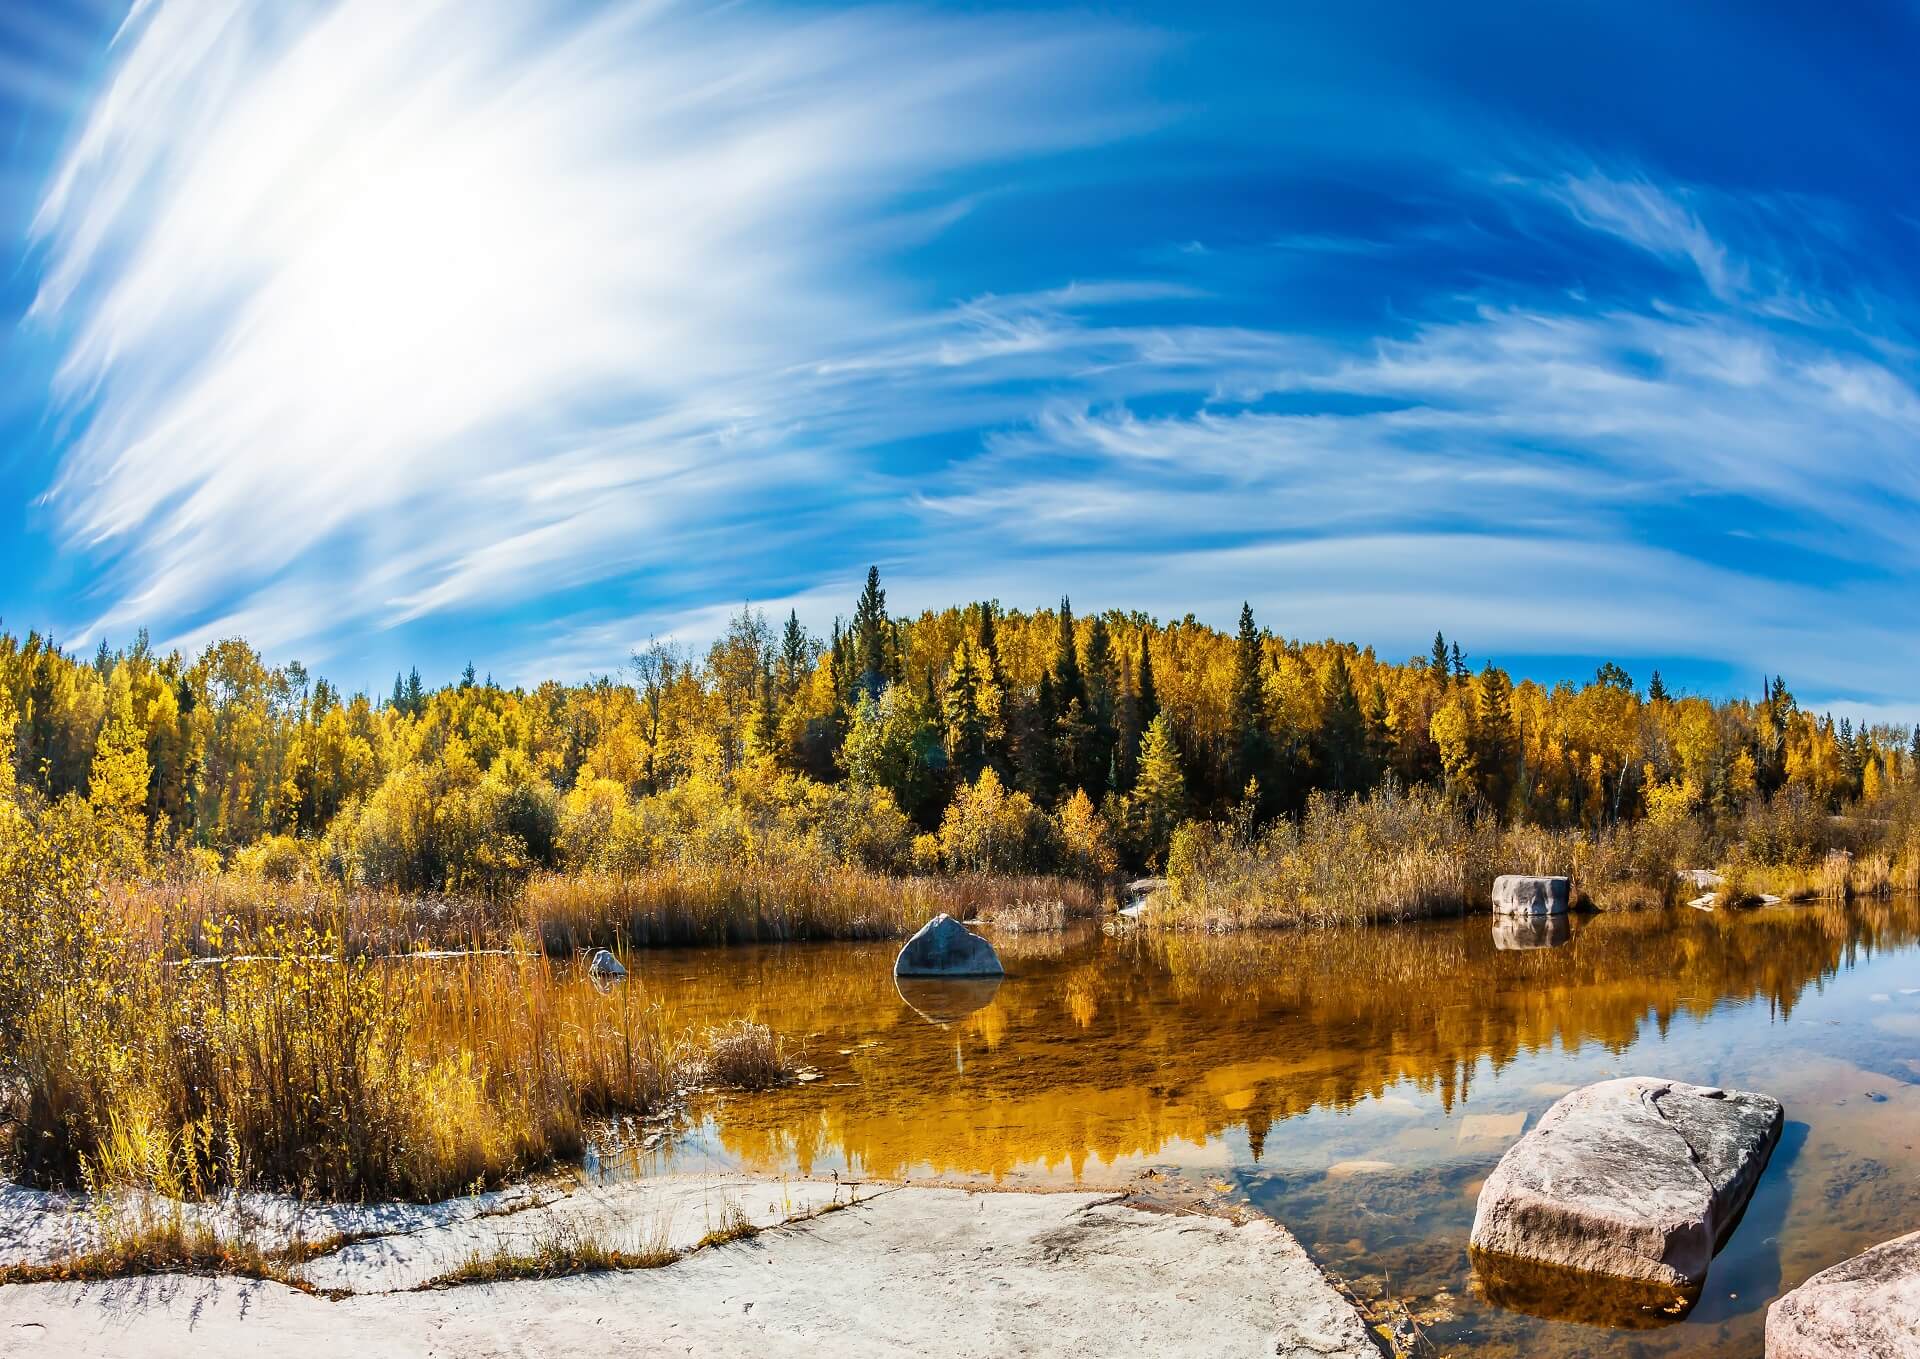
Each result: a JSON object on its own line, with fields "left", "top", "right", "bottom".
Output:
{"left": 635, "top": 902, "right": 1920, "bottom": 1180}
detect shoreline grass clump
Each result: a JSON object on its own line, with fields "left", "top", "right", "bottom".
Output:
{"left": 700, "top": 1020, "right": 795, "bottom": 1091}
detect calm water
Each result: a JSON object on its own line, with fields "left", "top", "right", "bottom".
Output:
{"left": 585, "top": 901, "right": 1920, "bottom": 1358}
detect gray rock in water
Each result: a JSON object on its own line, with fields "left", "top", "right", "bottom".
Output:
{"left": 894, "top": 914, "right": 1004, "bottom": 978}
{"left": 1491, "top": 874, "right": 1570, "bottom": 916}
{"left": 1766, "top": 1228, "right": 1920, "bottom": 1359}
{"left": 1470, "top": 1078, "right": 1781, "bottom": 1320}
{"left": 588, "top": 948, "right": 627, "bottom": 979}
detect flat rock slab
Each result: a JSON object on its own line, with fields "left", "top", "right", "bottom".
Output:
{"left": 301, "top": 1175, "right": 848, "bottom": 1293}
{"left": 0, "top": 1187, "right": 1378, "bottom": 1359}
{"left": 0, "top": 1179, "right": 548, "bottom": 1269}
{"left": 1767, "top": 1228, "right": 1920, "bottom": 1358}
{"left": 1470, "top": 1077, "right": 1782, "bottom": 1321}
{"left": 1491, "top": 875, "right": 1570, "bottom": 916}
{"left": 894, "top": 913, "right": 1004, "bottom": 977}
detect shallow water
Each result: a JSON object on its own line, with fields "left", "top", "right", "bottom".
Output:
{"left": 590, "top": 901, "right": 1920, "bottom": 1358}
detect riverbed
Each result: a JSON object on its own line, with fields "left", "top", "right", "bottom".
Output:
{"left": 571, "top": 899, "right": 1920, "bottom": 1358}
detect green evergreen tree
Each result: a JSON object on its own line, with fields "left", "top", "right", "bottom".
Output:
{"left": 852, "top": 566, "right": 892, "bottom": 700}
{"left": 1130, "top": 713, "right": 1187, "bottom": 867}
{"left": 1316, "top": 652, "right": 1372, "bottom": 795}
{"left": 1228, "top": 603, "right": 1268, "bottom": 798}
{"left": 778, "top": 610, "right": 811, "bottom": 701}
{"left": 1648, "top": 669, "right": 1670, "bottom": 703}
{"left": 1429, "top": 631, "right": 1450, "bottom": 685}
{"left": 1474, "top": 663, "right": 1517, "bottom": 814}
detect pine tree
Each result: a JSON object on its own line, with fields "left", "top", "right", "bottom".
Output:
{"left": 1082, "top": 615, "right": 1117, "bottom": 799}
{"left": 404, "top": 667, "right": 425, "bottom": 717}
{"left": 778, "top": 610, "right": 811, "bottom": 701}
{"left": 1474, "top": 663, "right": 1516, "bottom": 814}
{"left": 1228, "top": 603, "right": 1268, "bottom": 795}
{"left": 1450, "top": 641, "right": 1468, "bottom": 684}
{"left": 1052, "top": 598, "right": 1086, "bottom": 713}
{"left": 1648, "top": 669, "right": 1670, "bottom": 703}
{"left": 390, "top": 672, "right": 406, "bottom": 712}
{"left": 1430, "top": 632, "right": 1450, "bottom": 685}
{"left": 1316, "top": 653, "right": 1371, "bottom": 795}
{"left": 1130, "top": 713, "right": 1187, "bottom": 866}
{"left": 942, "top": 643, "right": 988, "bottom": 782}
{"left": 460, "top": 662, "right": 476, "bottom": 691}
{"left": 1136, "top": 634, "right": 1159, "bottom": 731}
{"left": 852, "top": 566, "right": 892, "bottom": 700}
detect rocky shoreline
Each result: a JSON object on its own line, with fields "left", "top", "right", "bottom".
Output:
{"left": 0, "top": 1173, "right": 1382, "bottom": 1358}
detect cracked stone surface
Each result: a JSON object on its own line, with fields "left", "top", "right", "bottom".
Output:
{"left": 1767, "top": 1228, "right": 1920, "bottom": 1359}
{"left": 0, "top": 1185, "right": 1380, "bottom": 1358}
{"left": 1468, "top": 1077, "right": 1783, "bottom": 1303}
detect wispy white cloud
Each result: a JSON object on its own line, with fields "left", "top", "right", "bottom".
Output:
{"left": 29, "top": 0, "right": 1156, "bottom": 652}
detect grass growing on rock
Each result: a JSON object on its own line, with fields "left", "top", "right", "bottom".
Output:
{"left": 425, "top": 1220, "right": 680, "bottom": 1288}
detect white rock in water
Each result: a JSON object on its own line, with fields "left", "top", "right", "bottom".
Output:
{"left": 1470, "top": 1077, "right": 1781, "bottom": 1315}
{"left": 1767, "top": 1228, "right": 1920, "bottom": 1359}
{"left": 893, "top": 914, "right": 1003, "bottom": 978}
{"left": 588, "top": 948, "right": 627, "bottom": 979}
{"left": 1491, "top": 875, "right": 1570, "bottom": 916}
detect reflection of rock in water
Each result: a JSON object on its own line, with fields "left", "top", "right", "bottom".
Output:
{"left": 1469, "top": 1246, "right": 1697, "bottom": 1328}
{"left": 896, "top": 975, "right": 1002, "bottom": 1025}
{"left": 1493, "top": 915, "right": 1572, "bottom": 950}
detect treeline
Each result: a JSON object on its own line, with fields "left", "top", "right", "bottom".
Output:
{"left": 1, "top": 567, "right": 1912, "bottom": 887}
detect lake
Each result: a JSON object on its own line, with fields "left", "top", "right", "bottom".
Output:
{"left": 581, "top": 900, "right": 1920, "bottom": 1358}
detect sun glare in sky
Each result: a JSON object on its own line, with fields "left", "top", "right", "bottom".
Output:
{"left": 2, "top": 0, "right": 1918, "bottom": 719}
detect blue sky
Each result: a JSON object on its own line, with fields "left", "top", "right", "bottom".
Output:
{"left": 2, "top": 1, "right": 1918, "bottom": 720}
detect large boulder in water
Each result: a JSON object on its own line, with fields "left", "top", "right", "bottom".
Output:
{"left": 1470, "top": 1078, "right": 1782, "bottom": 1322}
{"left": 894, "top": 914, "right": 1004, "bottom": 978}
{"left": 1766, "top": 1229, "right": 1920, "bottom": 1358}
{"left": 1491, "top": 874, "right": 1570, "bottom": 916}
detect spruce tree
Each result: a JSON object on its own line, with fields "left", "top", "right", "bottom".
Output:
{"left": 852, "top": 566, "right": 891, "bottom": 700}
{"left": 404, "top": 667, "right": 425, "bottom": 717}
{"left": 778, "top": 610, "right": 811, "bottom": 701}
{"left": 1136, "top": 634, "right": 1159, "bottom": 731}
{"left": 1052, "top": 598, "right": 1086, "bottom": 713}
{"left": 1430, "top": 632, "right": 1450, "bottom": 684}
{"left": 1450, "top": 641, "right": 1468, "bottom": 684}
{"left": 1316, "top": 652, "right": 1371, "bottom": 795}
{"left": 943, "top": 643, "right": 988, "bottom": 782}
{"left": 1229, "top": 603, "right": 1268, "bottom": 796}
{"left": 1130, "top": 713, "right": 1187, "bottom": 867}
{"left": 1648, "top": 669, "right": 1670, "bottom": 703}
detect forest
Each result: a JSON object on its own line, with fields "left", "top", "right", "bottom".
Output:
{"left": 3, "top": 568, "right": 1917, "bottom": 1209}
{"left": 2, "top": 565, "right": 1912, "bottom": 903}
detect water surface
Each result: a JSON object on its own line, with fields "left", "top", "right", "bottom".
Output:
{"left": 595, "top": 901, "right": 1920, "bottom": 1358}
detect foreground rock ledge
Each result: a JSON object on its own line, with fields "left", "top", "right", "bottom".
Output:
{"left": 0, "top": 1184, "right": 1377, "bottom": 1359}
{"left": 1469, "top": 1077, "right": 1782, "bottom": 1322}
{"left": 1766, "top": 1228, "right": 1920, "bottom": 1359}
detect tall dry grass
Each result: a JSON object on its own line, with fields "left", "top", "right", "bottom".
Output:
{"left": 521, "top": 862, "right": 1099, "bottom": 950}
{"left": 1160, "top": 783, "right": 1501, "bottom": 929}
